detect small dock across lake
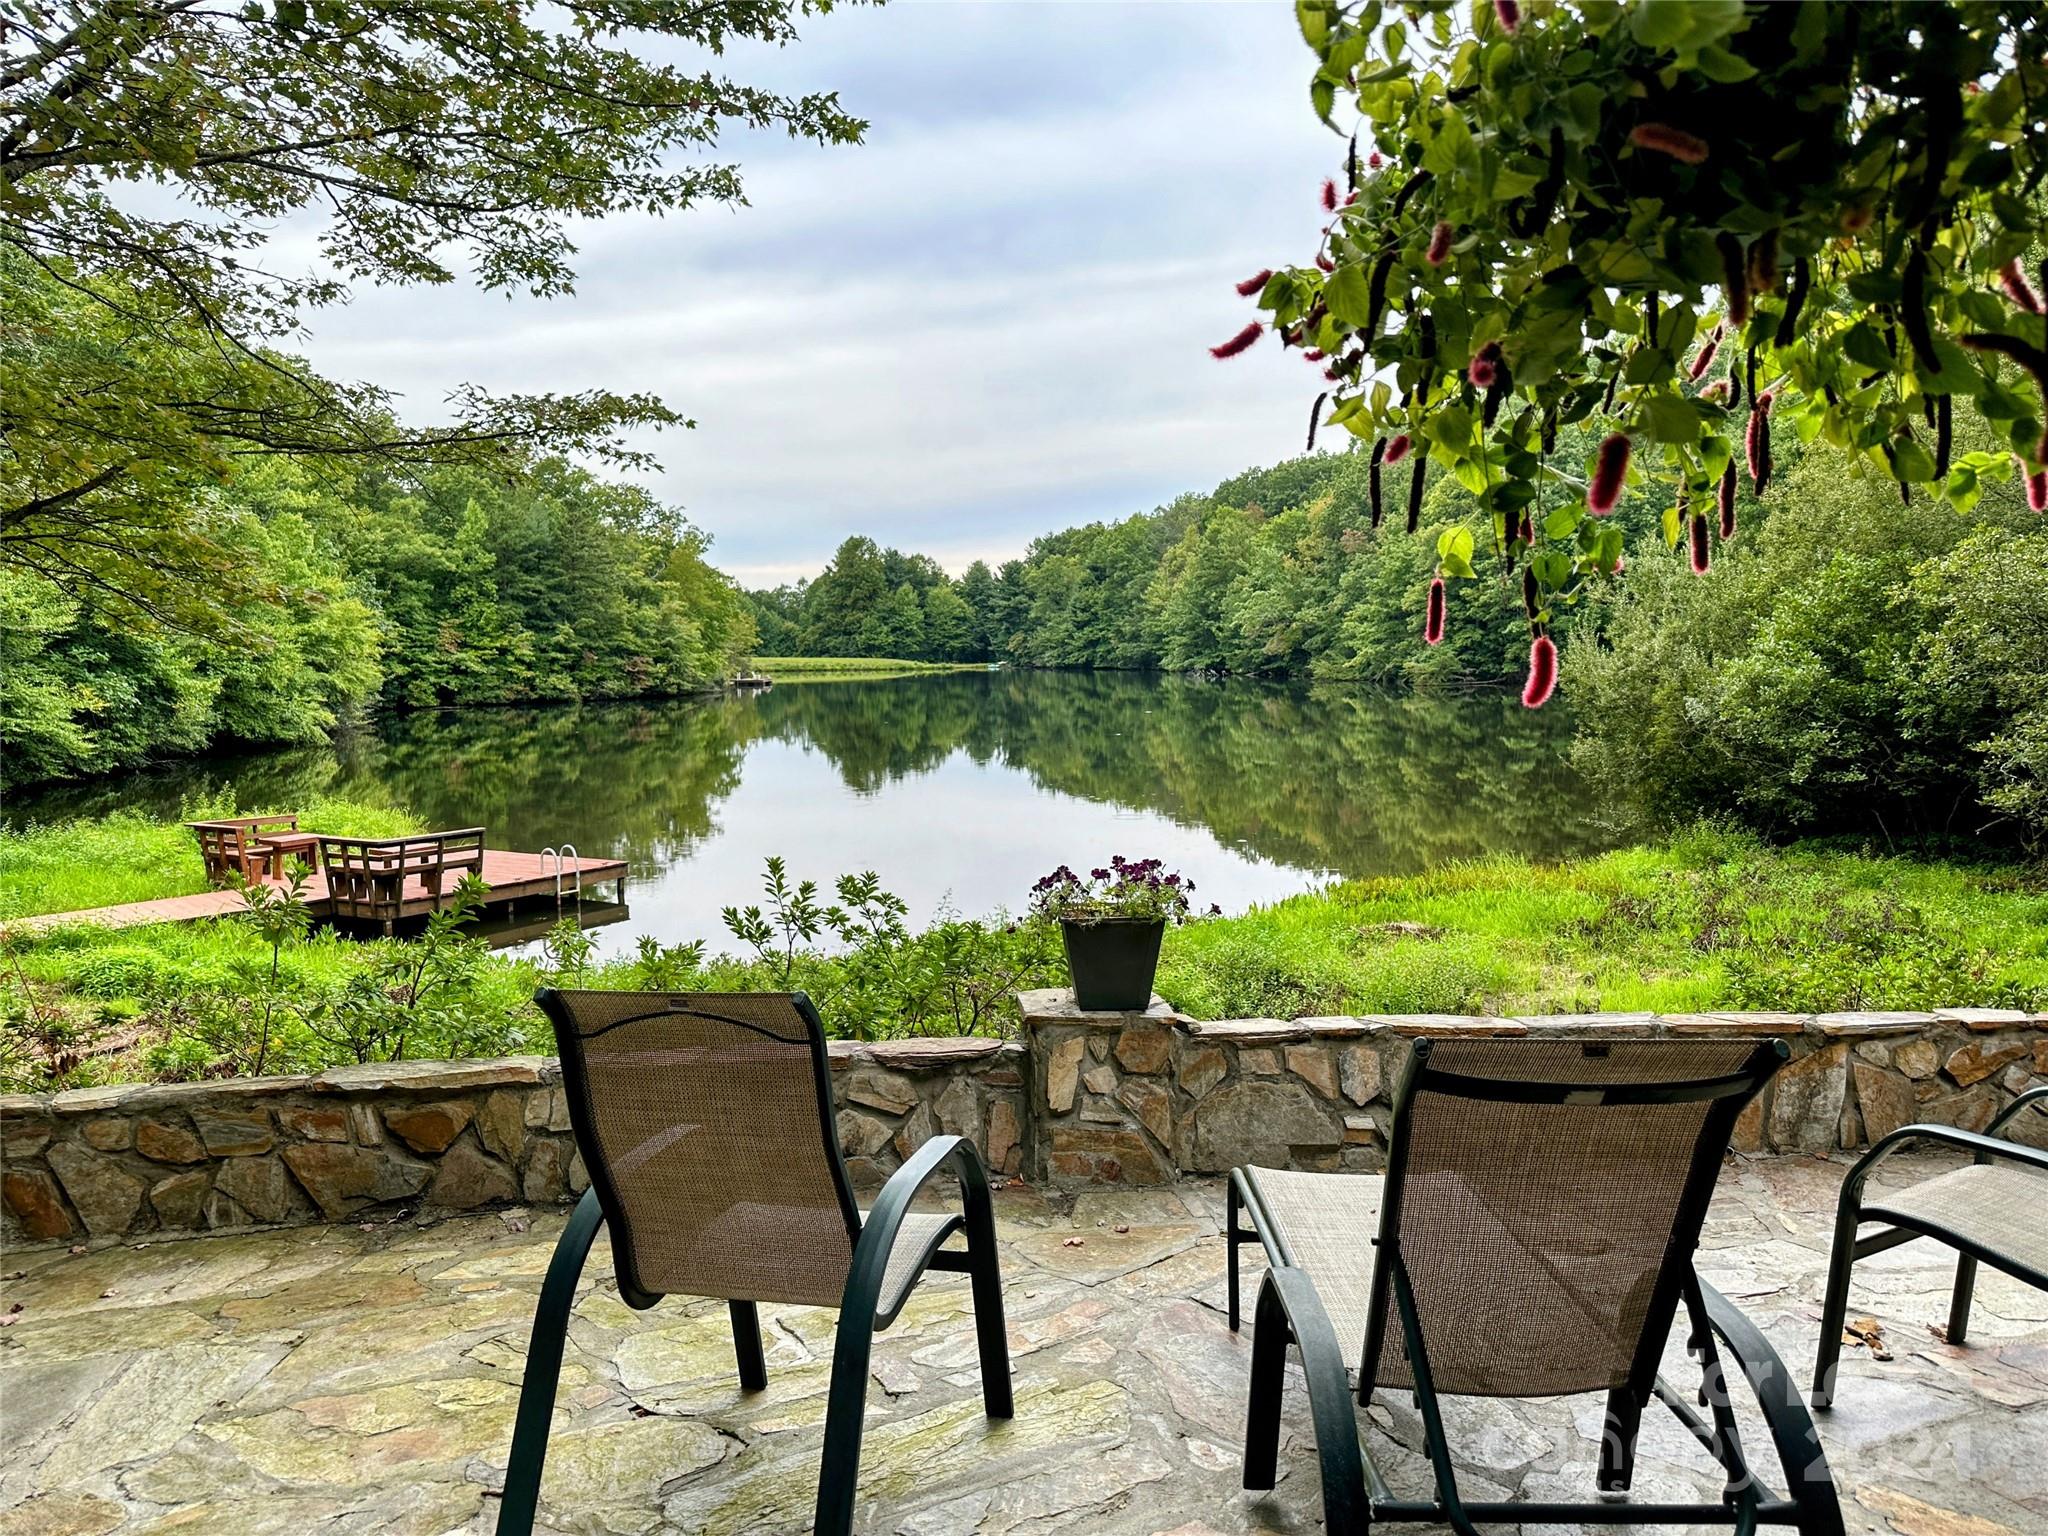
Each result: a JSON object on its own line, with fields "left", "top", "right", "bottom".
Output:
{"left": 6, "top": 847, "right": 627, "bottom": 936}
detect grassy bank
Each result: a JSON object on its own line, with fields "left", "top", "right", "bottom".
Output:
{"left": 0, "top": 797, "right": 423, "bottom": 919}
{"left": 1160, "top": 827, "right": 2048, "bottom": 1020}
{"left": 4, "top": 815, "right": 2044, "bottom": 1092}
{"left": 753, "top": 655, "right": 987, "bottom": 679}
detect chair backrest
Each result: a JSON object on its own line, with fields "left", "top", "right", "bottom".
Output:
{"left": 536, "top": 989, "right": 862, "bottom": 1309}
{"left": 186, "top": 815, "right": 299, "bottom": 884}
{"left": 1362, "top": 1035, "right": 1784, "bottom": 1399}
{"left": 316, "top": 828, "right": 486, "bottom": 921}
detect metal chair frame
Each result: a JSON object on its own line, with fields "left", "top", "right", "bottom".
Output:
{"left": 494, "top": 990, "right": 1012, "bottom": 1536}
{"left": 1811, "top": 1083, "right": 2048, "bottom": 1409}
{"left": 1227, "top": 1037, "right": 1844, "bottom": 1536}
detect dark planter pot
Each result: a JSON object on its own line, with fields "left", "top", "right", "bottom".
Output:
{"left": 1060, "top": 917, "right": 1165, "bottom": 1012}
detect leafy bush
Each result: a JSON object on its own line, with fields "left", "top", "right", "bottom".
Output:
{"left": 1567, "top": 430, "right": 2048, "bottom": 843}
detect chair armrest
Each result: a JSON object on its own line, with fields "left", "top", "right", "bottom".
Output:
{"left": 1254, "top": 1266, "right": 1373, "bottom": 1531}
{"left": 1696, "top": 1276, "right": 1841, "bottom": 1526}
{"left": 1987, "top": 1083, "right": 2048, "bottom": 1139}
{"left": 842, "top": 1133, "right": 991, "bottom": 1328}
{"left": 1842, "top": 1121, "right": 2048, "bottom": 1208}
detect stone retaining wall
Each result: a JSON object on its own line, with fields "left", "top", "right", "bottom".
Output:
{"left": 6, "top": 997, "right": 2042, "bottom": 1246}
{"left": 0, "top": 1038, "right": 1026, "bottom": 1251}
{"left": 1019, "top": 993, "right": 2048, "bottom": 1188}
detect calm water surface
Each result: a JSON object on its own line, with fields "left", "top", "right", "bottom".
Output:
{"left": 10, "top": 672, "right": 1615, "bottom": 958}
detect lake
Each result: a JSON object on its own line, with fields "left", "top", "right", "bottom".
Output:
{"left": 8, "top": 671, "right": 1615, "bottom": 957}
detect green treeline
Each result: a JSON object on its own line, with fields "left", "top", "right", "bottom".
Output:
{"left": 3, "top": 454, "right": 755, "bottom": 791}
{"left": 746, "top": 439, "right": 1646, "bottom": 682}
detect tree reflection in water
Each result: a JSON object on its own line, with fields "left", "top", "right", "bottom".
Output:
{"left": 6, "top": 673, "right": 1616, "bottom": 946}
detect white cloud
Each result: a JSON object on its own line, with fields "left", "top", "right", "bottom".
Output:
{"left": 289, "top": 0, "right": 1341, "bottom": 583}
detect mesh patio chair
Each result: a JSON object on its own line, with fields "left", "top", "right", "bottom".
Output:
{"left": 1812, "top": 1083, "right": 2048, "bottom": 1409}
{"left": 496, "top": 990, "right": 1013, "bottom": 1536}
{"left": 1224, "top": 1036, "right": 1844, "bottom": 1536}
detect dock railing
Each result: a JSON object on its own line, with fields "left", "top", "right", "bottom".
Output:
{"left": 316, "top": 827, "right": 487, "bottom": 933}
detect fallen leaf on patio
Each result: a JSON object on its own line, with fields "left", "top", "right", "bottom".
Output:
{"left": 1114, "top": 1224, "right": 1131, "bottom": 1235}
{"left": 0, "top": 1315, "right": 15, "bottom": 1327}
{"left": 1062, "top": 1237, "right": 1085, "bottom": 1248}
{"left": 67, "top": 1245, "right": 86, "bottom": 1256}
{"left": 1843, "top": 1316, "right": 1891, "bottom": 1360}
{"left": 1928, "top": 1323, "right": 1949, "bottom": 1343}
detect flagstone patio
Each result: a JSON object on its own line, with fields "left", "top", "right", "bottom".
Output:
{"left": 1, "top": 1151, "right": 2042, "bottom": 1536}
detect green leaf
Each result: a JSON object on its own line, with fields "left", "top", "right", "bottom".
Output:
{"left": 1544, "top": 504, "right": 1584, "bottom": 540}
{"left": 1323, "top": 264, "right": 1374, "bottom": 327}
{"left": 1642, "top": 395, "right": 1702, "bottom": 444}
{"left": 1945, "top": 464, "right": 1981, "bottom": 513}
{"left": 1841, "top": 322, "right": 1894, "bottom": 373}
{"left": 1890, "top": 436, "right": 1937, "bottom": 483}
{"left": 1695, "top": 45, "right": 1757, "bottom": 83}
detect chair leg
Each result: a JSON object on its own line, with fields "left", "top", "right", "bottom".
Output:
{"left": 1242, "top": 1277, "right": 1288, "bottom": 1491}
{"left": 496, "top": 1189, "right": 606, "bottom": 1536}
{"left": 730, "top": 1300, "right": 767, "bottom": 1392}
{"left": 1227, "top": 1176, "right": 1243, "bottom": 1333}
{"left": 1810, "top": 1206, "right": 1860, "bottom": 1410}
{"left": 1945, "top": 1254, "right": 1978, "bottom": 1346}
{"left": 965, "top": 1195, "right": 1014, "bottom": 1420}
{"left": 1597, "top": 1384, "right": 1644, "bottom": 1493}
{"left": 813, "top": 1309, "right": 877, "bottom": 1536}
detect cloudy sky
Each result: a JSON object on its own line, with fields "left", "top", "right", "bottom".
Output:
{"left": 300, "top": 1, "right": 1338, "bottom": 587}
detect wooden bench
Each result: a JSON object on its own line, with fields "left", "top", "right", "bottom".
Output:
{"left": 186, "top": 815, "right": 303, "bottom": 886}
{"left": 316, "top": 828, "right": 488, "bottom": 934}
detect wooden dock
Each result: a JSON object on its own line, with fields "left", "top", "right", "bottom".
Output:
{"left": 7, "top": 848, "right": 628, "bottom": 935}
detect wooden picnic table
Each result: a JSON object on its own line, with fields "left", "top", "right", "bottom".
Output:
{"left": 251, "top": 830, "right": 323, "bottom": 873}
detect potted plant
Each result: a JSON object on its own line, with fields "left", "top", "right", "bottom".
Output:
{"left": 1029, "top": 856, "right": 1199, "bottom": 1012}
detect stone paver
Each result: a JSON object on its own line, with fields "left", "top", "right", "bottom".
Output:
{"left": 1, "top": 1153, "right": 2043, "bottom": 1534}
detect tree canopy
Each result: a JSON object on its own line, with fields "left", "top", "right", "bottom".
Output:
{"left": 1, "top": 0, "right": 865, "bottom": 618}
{"left": 1228, "top": 0, "right": 2048, "bottom": 699}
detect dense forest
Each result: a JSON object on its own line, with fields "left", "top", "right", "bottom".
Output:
{"left": 2, "top": 414, "right": 756, "bottom": 791}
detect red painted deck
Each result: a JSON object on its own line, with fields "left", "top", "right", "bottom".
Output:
{"left": 6, "top": 849, "right": 627, "bottom": 934}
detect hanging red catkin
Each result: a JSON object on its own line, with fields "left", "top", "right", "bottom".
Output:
{"left": 1424, "top": 576, "right": 1446, "bottom": 645}
{"left": 1235, "top": 269, "right": 1272, "bottom": 298}
{"left": 1629, "top": 123, "right": 1709, "bottom": 165}
{"left": 1384, "top": 433, "right": 1412, "bottom": 464}
{"left": 1316, "top": 253, "right": 1335, "bottom": 272}
{"left": 1406, "top": 452, "right": 1428, "bottom": 533}
{"left": 1494, "top": 0, "right": 1520, "bottom": 33}
{"left": 1321, "top": 178, "right": 1339, "bottom": 213}
{"left": 1688, "top": 324, "right": 1722, "bottom": 381}
{"left": 1689, "top": 511, "right": 1711, "bottom": 574}
{"left": 1302, "top": 349, "right": 1324, "bottom": 362}
{"left": 2024, "top": 459, "right": 2048, "bottom": 513}
{"left": 1369, "top": 438, "right": 1387, "bottom": 527}
{"left": 1715, "top": 233, "right": 1750, "bottom": 327}
{"left": 1718, "top": 459, "right": 1738, "bottom": 540}
{"left": 1521, "top": 565, "right": 1540, "bottom": 620}
{"left": 1587, "top": 432, "right": 1630, "bottom": 515}
{"left": 1209, "top": 322, "right": 1262, "bottom": 359}
{"left": 1521, "top": 635, "right": 1559, "bottom": 709}
{"left": 1518, "top": 509, "right": 1536, "bottom": 546}
{"left": 2000, "top": 259, "right": 2044, "bottom": 316}
{"left": 1746, "top": 391, "right": 1774, "bottom": 492}
{"left": 1426, "top": 221, "right": 1453, "bottom": 265}
{"left": 1467, "top": 341, "right": 1503, "bottom": 389}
